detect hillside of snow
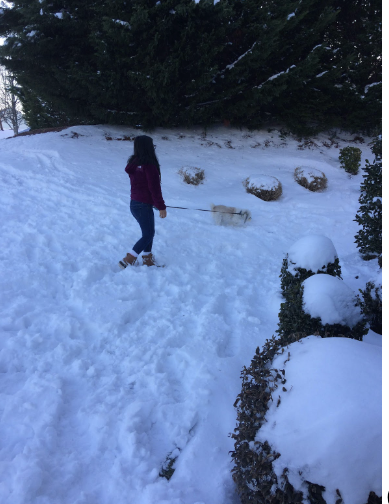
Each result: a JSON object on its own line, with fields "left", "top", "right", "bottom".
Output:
{"left": 0, "top": 125, "right": 382, "bottom": 504}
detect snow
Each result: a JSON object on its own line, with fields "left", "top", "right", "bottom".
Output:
{"left": 364, "top": 82, "right": 381, "bottom": 94}
{"left": 0, "top": 125, "right": 382, "bottom": 503}
{"left": 259, "top": 64, "right": 296, "bottom": 86}
{"left": 112, "top": 19, "right": 131, "bottom": 28}
{"left": 295, "top": 165, "right": 325, "bottom": 183}
{"left": 246, "top": 174, "right": 279, "bottom": 190}
{"left": 226, "top": 43, "right": 257, "bottom": 70}
{"left": 255, "top": 65, "right": 297, "bottom": 88}
{"left": 255, "top": 336, "right": 382, "bottom": 504}
{"left": 302, "top": 274, "right": 363, "bottom": 327}
{"left": 287, "top": 234, "right": 338, "bottom": 272}
{"left": 0, "top": 129, "right": 15, "bottom": 139}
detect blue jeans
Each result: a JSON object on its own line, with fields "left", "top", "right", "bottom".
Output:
{"left": 130, "top": 200, "right": 155, "bottom": 254}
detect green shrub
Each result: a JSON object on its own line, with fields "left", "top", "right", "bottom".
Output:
{"left": 339, "top": 146, "right": 362, "bottom": 174}
{"left": 178, "top": 166, "right": 205, "bottom": 185}
{"left": 277, "top": 252, "right": 367, "bottom": 343}
{"left": 356, "top": 281, "right": 382, "bottom": 335}
{"left": 354, "top": 137, "right": 382, "bottom": 264}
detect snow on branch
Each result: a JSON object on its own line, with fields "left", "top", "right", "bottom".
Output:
{"left": 255, "top": 64, "right": 296, "bottom": 89}
{"left": 226, "top": 42, "right": 257, "bottom": 71}
{"left": 209, "top": 41, "right": 258, "bottom": 83}
{"left": 364, "top": 82, "right": 381, "bottom": 94}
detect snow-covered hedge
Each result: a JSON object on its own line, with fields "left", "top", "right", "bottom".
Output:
{"left": 231, "top": 334, "right": 382, "bottom": 504}
{"left": 283, "top": 234, "right": 341, "bottom": 279}
{"left": 294, "top": 166, "right": 327, "bottom": 192}
{"left": 278, "top": 235, "right": 345, "bottom": 342}
{"left": 303, "top": 274, "right": 362, "bottom": 327}
{"left": 243, "top": 175, "right": 282, "bottom": 201}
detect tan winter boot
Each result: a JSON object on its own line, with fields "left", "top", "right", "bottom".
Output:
{"left": 119, "top": 252, "right": 137, "bottom": 269}
{"left": 142, "top": 253, "right": 157, "bottom": 267}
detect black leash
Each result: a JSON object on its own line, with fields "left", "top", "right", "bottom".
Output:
{"left": 166, "top": 205, "right": 243, "bottom": 215}
{"left": 165, "top": 205, "right": 251, "bottom": 223}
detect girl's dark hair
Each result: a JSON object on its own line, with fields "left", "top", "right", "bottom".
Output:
{"left": 128, "top": 135, "right": 161, "bottom": 178}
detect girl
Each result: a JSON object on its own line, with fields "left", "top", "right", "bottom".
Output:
{"left": 119, "top": 135, "right": 167, "bottom": 269}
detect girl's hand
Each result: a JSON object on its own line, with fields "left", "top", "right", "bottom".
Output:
{"left": 159, "top": 209, "right": 167, "bottom": 218}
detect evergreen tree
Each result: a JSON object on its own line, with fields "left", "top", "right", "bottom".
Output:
{"left": 92, "top": 0, "right": 229, "bottom": 128}
{"left": 197, "top": 0, "right": 339, "bottom": 130}
{"left": 0, "top": 0, "right": 381, "bottom": 131}
{"left": 0, "top": 0, "right": 100, "bottom": 126}
{"left": 260, "top": 0, "right": 381, "bottom": 134}
{"left": 354, "top": 136, "right": 382, "bottom": 264}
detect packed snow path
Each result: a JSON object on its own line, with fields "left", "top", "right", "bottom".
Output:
{"left": 0, "top": 126, "right": 378, "bottom": 504}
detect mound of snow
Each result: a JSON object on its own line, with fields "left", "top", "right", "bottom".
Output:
{"left": 288, "top": 234, "right": 338, "bottom": 272}
{"left": 302, "top": 274, "right": 362, "bottom": 327}
{"left": 246, "top": 174, "right": 279, "bottom": 190}
{"left": 255, "top": 336, "right": 382, "bottom": 504}
{"left": 295, "top": 165, "right": 325, "bottom": 182}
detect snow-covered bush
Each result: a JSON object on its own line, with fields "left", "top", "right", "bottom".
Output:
{"left": 178, "top": 166, "right": 205, "bottom": 185}
{"left": 354, "top": 137, "right": 382, "bottom": 265}
{"left": 294, "top": 166, "right": 327, "bottom": 192}
{"left": 278, "top": 235, "right": 341, "bottom": 342}
{"left": 278, "top": 273, "right": 367, "bottom": 342}
{"left": 356, "top": 281, "right": 382, "bottom": 335}
{"left": 280, "top": 235, "right": 342, "bottom": 294}
{"left": 231, "top": 335, "right": 381, "bottom": 504}
{"left": 300, "top": 274, "right": 368, "bottom": 340}
{"left": 243, "top": 175, "right": 282, "bottom": 201}
{"left": 339, "top": 146, "right": 362, "bottom": 174}
{"left": 277, "top": 235, "right": 367, "bottom": 341}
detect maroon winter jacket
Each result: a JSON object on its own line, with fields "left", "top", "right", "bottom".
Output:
{"left": 125, "top": 161, "right": 166, "bottom": 211}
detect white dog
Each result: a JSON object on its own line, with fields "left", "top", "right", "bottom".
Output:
{"left": 210, "top": 204, "right": 251, "bottom": 226}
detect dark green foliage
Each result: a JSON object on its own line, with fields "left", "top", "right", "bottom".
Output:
{"left": 19, "top": 87, "right": 80, "bottom": 129}
{"left": 320, "top": 0, "right": 382, "bottom": 134}
{"left": 0, "top": 0, "right": 381, "bottom": 131}
{"left": 277, "top": 282, "right": 317, "bottom": 345}
{"left": 231, "top": 333, "right": 305, "bottom": 504}
{"left": 355, "top": 137, "right": 382, "bottom": 263}
{"left": 356, "top": 281, "right": 382, "bottom": 335}
{"left": 279, "top": 255, "right": 342, "bottom": 300}
{"left": 339, "top": 146, "right": 362, "bottom": 174}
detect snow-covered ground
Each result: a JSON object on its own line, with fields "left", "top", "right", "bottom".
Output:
{"left": 0, "top": 128, "right": 15, "bottom": 139}
{"left": 0, "top": 124, "right": 383, "bottom": 504}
